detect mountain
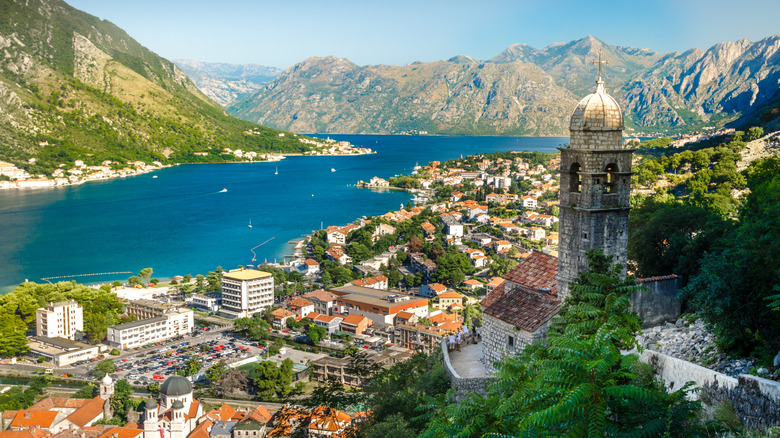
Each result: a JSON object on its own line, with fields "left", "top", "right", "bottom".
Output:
{"left": 173, "top": 59, "right": 282, "bottom": 107}
{"left": 229, "top": 56, "right": 578, "bottom": 135}
{"left": 229, "top": 35, "right": 780, "bottom": 135}
{"left": 0, "top": 0, "right": 309, "bottom": 176}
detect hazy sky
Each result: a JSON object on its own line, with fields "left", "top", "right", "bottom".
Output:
{"left": 66, "top": 0, "right": 780, "bottom": 69}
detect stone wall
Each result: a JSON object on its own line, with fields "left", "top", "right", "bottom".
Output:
{"left": 441, "top": 339, "right": 495, "bottom": 403}
{"left": 481, "top": 313, "right": 537, "bottom": 374}
{"left": 641, "top": 349, "right": 780, "bottom": 430}
{"left": 632, "top": 275, "right": 682, "bottom": 328}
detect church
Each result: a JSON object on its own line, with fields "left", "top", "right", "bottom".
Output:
{"left": 142, "top": 376, "right": 203, "bottom": 438}
{"left": 481, "top": 59, "right": 638, "bottom": 373}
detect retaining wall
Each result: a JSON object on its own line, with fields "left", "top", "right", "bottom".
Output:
{"left": 641, "top": 349, "right": 780, "bottom": 430}
{"left": 441, "top": 339, "right": 495, "bottom": 403}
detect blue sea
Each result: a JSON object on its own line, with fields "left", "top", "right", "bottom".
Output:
{"left": 0, "top": 135, "right": 565, "bottom": 292}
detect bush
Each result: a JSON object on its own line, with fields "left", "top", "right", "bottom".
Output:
{"left": 109, "top": 348, "right": 120, "bottom": 356}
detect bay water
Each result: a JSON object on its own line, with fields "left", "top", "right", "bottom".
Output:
{"left": 0, "top": 135, "right": 565, "bottom": 292}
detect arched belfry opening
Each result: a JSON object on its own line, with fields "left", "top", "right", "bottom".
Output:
{"left": 605, "top": 163, "right": 618, "bottom": 193}
{"left": 569, "top": 162, "right": 582, "bottom": 193}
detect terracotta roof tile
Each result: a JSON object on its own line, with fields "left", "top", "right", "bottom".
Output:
{"left": 9, "top": 411, "right": 59, "bottom": 429}
{"left": 304, "top": 290, "right": 337, "bottom": 302}
{"left": 65, "top": 396, "right": 105, "bottom": 428}
{"left": 188, "top": 419, "right": 212, "bottom": 438}
{"left": 483, "top": 282, "right": 561, "bottom": 332}
{"left": 502, "top": 251, "right": 558, "bottom": 295}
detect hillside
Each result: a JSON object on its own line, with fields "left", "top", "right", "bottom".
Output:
{"left": 173, "top": 59, "right": 282, "bottom": 107}
{"left": 0, "top": 0, "right": 311, "bottom": 176}
{"left": 228, "top": 35, "right": 780, "bottom": 136}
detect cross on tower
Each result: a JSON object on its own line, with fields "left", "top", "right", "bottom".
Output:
{"left": 592, "top": 49, "right": 608, "bottom": 81}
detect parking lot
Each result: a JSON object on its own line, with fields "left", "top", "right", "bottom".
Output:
{"left": 77, "top": 329, "right": 269, "bottom": 386}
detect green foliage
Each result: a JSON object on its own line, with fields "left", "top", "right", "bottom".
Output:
{"left": 147, "top": 381, "right": 160, "bottom": 396}
{"left": 233, "top": 315, "right": 271, "bottom": 341}
{"left": 205, "top": 361, "right": 229, "bottom": 382}
{"left": 94, "top": 359, "right": 116, "bottom": 378}
{"left": 423, "top": 250, "right": 708, "bottom": 437}
{"left": 628, "top": 195, "right": 733, "bottom": 280}
{"left": 250, "top": 359, "right": 294, "bottom": 399}
{"left": 184, "top": 355, "right": 202, "bottom": 376}
{"left": 109, "top": 380, "right": 134, "bottom": 421}
{"left": 73, "top": 384, "right": 98, "bottom": 399}
{"left": 306, "top": 324, "right": 327, "bottom": 345}
{"left": 682, "top": 158, "right": 780, "bottom": 358}
{"left": 0, "top": 377, "right": 49, "bottom": 410}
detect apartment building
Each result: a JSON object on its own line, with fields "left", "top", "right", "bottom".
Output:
{"left": 36, "top": 301, "right": 83, "bottom": 340}
{"left": 219, "top": 269, "right": 275, "bottom": 318}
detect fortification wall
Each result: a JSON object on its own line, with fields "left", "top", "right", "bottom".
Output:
{"left": 441, "top": 339, "right": 495, "bottom": 403}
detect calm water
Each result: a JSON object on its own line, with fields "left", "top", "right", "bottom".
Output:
{"left": 0, "top": 135, "right": 565, "bottom": 292}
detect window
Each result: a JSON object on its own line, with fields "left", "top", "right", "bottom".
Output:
{"left": 605, "top": 163, "right": 618, "bottom": 193}
{"left": 508, "top": 335, "right": 514, "bottom": 347}
{"left": 569, "top": 163, "right": 582, "bottom": 193}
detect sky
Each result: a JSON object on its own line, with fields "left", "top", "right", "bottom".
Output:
{"left": 65, "top": 0, "right": 780, "bottom": 69}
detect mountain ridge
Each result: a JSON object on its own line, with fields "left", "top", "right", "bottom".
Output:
{"left": 227, "top": 34, "right": 780, "bottom": 135}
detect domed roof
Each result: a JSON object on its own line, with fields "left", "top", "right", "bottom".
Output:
{"left": 570, "top": 81, "right": 623, "bottom": 131}
{"left": 171, "top": 400, "right": 185, "bottom": 410}
{"left": 145, "top": 399, "right": 157, "bottom": 410}
{"left": 102, "top": 374, "right": 113, "bottom": 385}
{"left": 160, "top": 376, "right": 192, "bottom": 397}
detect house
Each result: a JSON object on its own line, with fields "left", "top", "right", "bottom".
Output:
{"left": 534, "top": 214, "right": 558, "bottom": 228}
{"left": 494, "top": 240, "right": 512, "bottom": 252}
{"left": 340, "top": 314, "right": 372, "bottom": 336}
{"left": 331, "top": 285, "right": 429, "bottom": 328}
{"left": 527, "top": 227, "right": 546, "bottom": 241}
{"left": 409, "top": 253, "right": 437, "bottom": 279}
{"left": 462, "top": 279, "right": 482, "bottom": 291}
{"left": 371, "top": 223, "right": 396, "bottom": 243}
{"left": 351, "top": 275, "right": 388, "bottom": 290}
{"left": 471, "top": 233, "right": 493, "bottom": 247}
{"left": 393, "top": 323, "right": 458, "bottom": 353}
{"left": 288, "top": 298, "right": 315, "bottom": 319}
{"left": 326, "top": 247, "right": 352, "bottom": 265}
{"left": 486, "top": 277, "right": 505, "bottom": 293}
{"left": 303, "top": 259, "right": 320, "bottom": 275}
{"left": 303, "top": 290, "right": 338, "bottom": 315}
{"left": 437, "top": 291, "right": 464, "bottom": 310}
{"left": 521, "top": 196, "right": 538, "bottom": 209}
{"left": 312, "top": 314, "right": 343, "bottom": 335}
{"left": 481, "top": 252, "right": 560, "bottom": 373}
{"left": 419, "top": 283, "right": 447, "bottom": 298}
{"left": 271, "top": 308, "right": 297, "bottom": 328}
{"left": 326, "top": 227, "right": 347, "bottom": 245}
{"left": 441, "top": 215, "right": 464, "bottom": 237}
{"left": 393, "top": 311, "right": 419, "bottom": 326}
{"left": 421, "top": 222, "right": 436, "bottom": 236}
{"left": 369, "top": 176, "right": 389, "bottom": 187}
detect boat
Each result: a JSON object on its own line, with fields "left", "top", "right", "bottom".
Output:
{"left": 275, "top": 167, "right": 278, "bottom": 175}
{"left": 248, "top": 219, "right": 252, "bottom": 229}
{"left": 152, "top": 175, "right": 158, "bottom": 179}
{"left": 331, "top": 168, "right": 336, "bottom": 172}
{"left": 219, "top": 188, "right": 228, "bottom": 193}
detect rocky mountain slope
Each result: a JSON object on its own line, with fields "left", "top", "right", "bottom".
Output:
{"left": 0, "top": 0, "right": 307, "bottom": 175}
{"left": 228, "top": 35, "right": 780, "bottom": 135}
{"left": 173, "top": 59, "right": 282, "bottom": 107}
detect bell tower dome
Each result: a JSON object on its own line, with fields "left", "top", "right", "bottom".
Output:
{"left": 557, "top": 50, "right": 633, "bottom": 299}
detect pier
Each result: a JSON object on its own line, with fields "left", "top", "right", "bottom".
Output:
{"left": 40, "top": 271, "right": 133, "bottom": 282}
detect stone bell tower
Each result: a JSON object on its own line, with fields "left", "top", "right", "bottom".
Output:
{"left": 557, "top": 51, "right": 634, "bottom": 300}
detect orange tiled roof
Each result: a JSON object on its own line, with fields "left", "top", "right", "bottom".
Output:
{"left": 289, "top": 298, "right": 314, "bottom": 308}
{"left": 0, "top": 430, "right": 49, "bottom": 438}
{"left": 341, "top": 314, "right": 369, "bottom": 326}
{"left": 65, "top": 396, "right": 104, "bottom": 428}
{"left": 429, "top": 312, "right": 459, "bottom": 325}
{"left": 188, "top": 419, "right": 213, "bottom": 438}
{"left": 97, "top": 426, "right": 142, "bottom": 438}
{"left": 501, "top": 251, "right": 557, "bottom": 294}
{"left": 482, "top": 282, "right": 561, "bottom": 332}
{"left": 9, "top": 411, "right": 59, "bottom": 429}
{"left": 438, "top": 291, "right": 462, "bottom": 299}
{"left": 29, "top": 398, "right": 90, "bottom": 411}
{"left": 395, "top": 311, "right": 414, "bottom": 320}
{"left": 242, "top": 405, "right": 273, "bottom": 424}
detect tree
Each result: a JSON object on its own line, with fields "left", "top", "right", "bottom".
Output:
{"left": 306, "top": 324, "right": 327, "bottom": 345}
{"left": 127, "top": 276, "right": 142, "bottom": 287}
{"left": 423, "top": 250, "right": 707, "bottom": 437}
{"left": 250, "top": 359, "right": 293, "bottom": 399}
{"left": 747, "top": 126, "right": 764, "bottom": 141}
{"left": 0, "top": 316, "right": 29, "bottom": 357}
{"left": 73, "top": 384, "right": 97, "bottom": 399}
{"left": 138, "top": 268, "right": 153, "bottom": 285}
{"left": 184, "top": 355, "right": 202, "bottom": 376}
{"left": 205, "top": 361, "right": 229, "bottom": 382}
{"left": 109, "top": 380, "right": 134, "bottom": 420}
{"left": 147, "top": 382, "right": 160, "bottom": 396}
{"left": 94, "top": 359, "right": 116, "bottom": 378}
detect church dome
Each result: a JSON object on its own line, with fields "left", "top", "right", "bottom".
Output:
{"left": 569, "top": 81, "right": 623, "bottom": 131}
{"left": 102, "top": 374, "right": 113, "bottom": 385}
{"left": 160, "top": 376, "right": 192, "bottom": 397}
{"left": 145, "top": 399, "right": 157, "bottom": 410}
{"left": 171, "top": 400, "right": 185, "bottom": 410}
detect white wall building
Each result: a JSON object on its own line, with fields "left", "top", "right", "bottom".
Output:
{"left": 107, "top": 308, "right": 194, "bottom": 350}
{"left": 36, "top": 301, "right": 83, "bottom": 340}
{"left": 219, "top": 269, "right": 274, "bottom": 318}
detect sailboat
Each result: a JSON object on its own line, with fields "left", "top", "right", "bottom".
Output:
{"left": 248, "top": 219, "right": 252, "bottom": 229}
{"left": 274, "top": 167, "right": 278, "bottom": 175}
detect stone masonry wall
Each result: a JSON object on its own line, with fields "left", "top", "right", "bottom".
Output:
{"left": 441, "top": 339, "right": 495, "bottom": 404}
{"left": 481, "top": 314, "right": 534, "bottom": 374}
{"left": 641, "top": 349, "right": 780, "bottom": 430}
{"left": 632, "top": 276, "right": 682, "bottom": 328}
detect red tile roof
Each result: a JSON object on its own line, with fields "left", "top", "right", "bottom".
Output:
{"left": 65, "top": 396, "right": 105, "bottom": 428}
{"left": 341, "top": 314, "right": 369, "bottom": 326}
{"left": 501, "top": 251, "right": 558, "bottom": 295}
{"left": 29, "top": 398, "right": 89, "bottom": 411}
{"left": 9, "top": 411, "right": 59, "bottom": 429}
{"left": 243, "top": 405, "right": 273, "bottom": 424}
{"left": 188, "top": 419, "right": 213, "bottom": 438}
{"left": 304, "top": 290, "right": 337, "bottom": 302}
{"left": 483, "top": 282, "right": 561, "bottom": 332}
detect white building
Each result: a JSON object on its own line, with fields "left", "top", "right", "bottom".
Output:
{"left": 219, "top": 269, "right": 275, "bottom": 318}
{"left": 36, "top": 301, "right": 83, "bottom": 340}
{"left": 107, "top": 308, "right": 194, "bottom": 350}
{"left": 191, "top": 294, "right": 219, "bottom": 313}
